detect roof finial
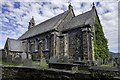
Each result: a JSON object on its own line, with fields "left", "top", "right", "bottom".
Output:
{"left": 93, "top": 2, "right": 95, "bottom": 6}
{"left": 68, "top": 3, "right": 73, "bottom": 10}
{"left": 69, "top": 2, "right": 71, "bottom": 5}
{"left": 32, "top": 16, "right": 34, "bottom": 19}
{"left": 92, "top": 2, "right": 95, "bottom": 8}
{"left": 28, "top": 16, "right": 35, "bottom": 30}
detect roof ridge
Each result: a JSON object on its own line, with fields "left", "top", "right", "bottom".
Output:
{"left": 53, "top": 10, "right": 70, "bottom": 30}
{"left": 18, "top": 10, "right": 69, "bottom": 40}
{"left": 62, "top": 8, "right": 96, "bottom": 31}
{"left": 33, "top": 10, "right": 69, "bottom": 29}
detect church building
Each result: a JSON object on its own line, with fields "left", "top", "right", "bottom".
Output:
{"left": 4, "top": 3, "right": 104, "bottom": 63}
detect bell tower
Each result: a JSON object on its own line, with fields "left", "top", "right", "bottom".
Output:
{"left": 28, "top": 16, "right": 35, "bottom": 30}
{"left": 68, "top": 3, "right": 73, "bottom": 10}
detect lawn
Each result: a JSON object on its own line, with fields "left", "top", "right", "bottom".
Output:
{"left": 100, "top": 63, "right": 113, "bottom": 67}
{"left": 32, "top": 61, "right": 48, "bottom": 68}
{"left": 0, "top": 60, "right": 48, "bottom": 68}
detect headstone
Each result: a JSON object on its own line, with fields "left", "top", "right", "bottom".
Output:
{"left": 6, "top": 55, "right": 12, "bottom": 63}
{"left": 21, "top": 52, "right": 27, "bottom": 61}
{"left": 49, "top": 56, "right": 58, "bottom": 63}
{"left": 78, "top": 57, "right": 81, "bottom": 61}
{"left": 72, "top": 66, "right": 78, "bottom": 72}
{"left": 2, "top": 51, "right": 6, "bottom": 61}
{"left": 40, "top": 58, "right": 46, "bottom": 63}
{"left": 117, "top": 57, "right": 120, "bottom": 68}
{"left": 111, "top": 60, "right": 114, "bottom": 67}
{"left": 58, "top": 56, "right": 68, "bottom": 63}
{"left": 0, "top": 50, "right": 2, "bottom": 61}
{"left": 96, "top": 59, "right": 101, "bottom": 66}
{"left": 28, "top": 54, "right": 32, "bottom": 59}
{"left": 13, "top": 57, "right": 21, "bottom": 64}
{"left": 23, "top": 59, "right": 32, "bottom": 67}
{"left": 40, "top": 58, "right": 46, "bottom": 64}
{"left": 0, "top": 65, "right": 2, "bottom": 80}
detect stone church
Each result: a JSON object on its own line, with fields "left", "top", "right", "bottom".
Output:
{"left": 4, "top": 3, "right": 102, "bottom": 62}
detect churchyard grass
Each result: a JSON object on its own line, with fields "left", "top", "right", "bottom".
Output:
{"left": 32, "top": 61, "right": 48, "bottom": 69}
{"left": 0, "top": 60, "right": 48, "bottom": 68}
{"left": 100, "top": 63, "right": 112, "bottom": 67}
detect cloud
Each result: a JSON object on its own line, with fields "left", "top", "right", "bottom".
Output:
{"left": 96, "top": 2, "right": 118, "bottom": 53}
{"left": 0, "top": 1, "right": 119, "bottom": 53}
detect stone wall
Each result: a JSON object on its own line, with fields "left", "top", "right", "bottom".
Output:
{"left": 2, "top": 66, "right": 91, "bottom": 80}
{"left": 1, "top": 66, "right": 120, "bottom": 80}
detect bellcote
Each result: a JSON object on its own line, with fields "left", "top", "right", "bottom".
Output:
{"left": 92, "top": 2, "right": 95, "bottom": 9}
{"left": 28, "top": 16, "right": 35, "bottom": 30}
{"left": 68, "top": 3, "right": 73, "bottom": 10}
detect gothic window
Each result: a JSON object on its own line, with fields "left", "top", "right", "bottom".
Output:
{"left": 35, "top": 39, "right": 38, "bottom": 51}
{"left": 28, "top": 40, "right": 35, "bottom": 53}
{"left": 46, "top": 35, "right": 51, "bottom": 50}
{"left": 22, "top": 41, "right": 25, "bottom": 52}
{"left": 38, "top": 40, "right": 42, "bottom": 52}
{"left": 59, "top": 37, "right": 64, "bottom": 55}
{"left": 43, "top": 36, "right": 49, "bottom": 50}
{"left": 27, "top": 40, "right": 31, "bottom": 52}
{"left": 43, "top": 39, "right": 46, "bottom": 50}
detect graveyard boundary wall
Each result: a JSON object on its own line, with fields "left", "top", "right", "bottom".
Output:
{"left": 1, "top": 65, "right": 120, "bottom": 80}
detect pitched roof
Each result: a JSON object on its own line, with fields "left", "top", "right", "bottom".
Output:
{"left": 7, "top": 38, "right": 23, "bottom": 52}
{"left": 62, "top": 7, "right": 96, "bottom": 31}
{"left": 18, "top": 10, "right": 70, "bottom": 40}
{"left": 18, "top": 6, "right": 97, "bottom": 40}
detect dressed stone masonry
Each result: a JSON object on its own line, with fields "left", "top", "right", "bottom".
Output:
{"left": 4, "top": 3, "right": 102, "bottom": 63}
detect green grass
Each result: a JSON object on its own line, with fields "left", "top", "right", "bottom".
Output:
{"left": 0, "top": 60, "right": 2, "bottom": 64}
{"left": 0, "top": 60, "right": 48, "bottom": 68}
{"left": 32, "top": 61, "right": 48, "bottom": 69}
{"left": 0, "top": 60, "right": 23, "bottom": 67}
{"left": 100, "top": 64, "right": 112, "bottom": 67}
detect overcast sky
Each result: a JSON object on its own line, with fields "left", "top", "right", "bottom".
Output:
{"left": 0, "top": 0, "right": 119, "bottom": 53}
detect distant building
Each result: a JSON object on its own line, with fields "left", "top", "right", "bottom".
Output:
{"left": 0, "top": 49, "right": 6, "bottom": 61}
{"left": 3, "top": 4, "right": 104, "bottom": 62}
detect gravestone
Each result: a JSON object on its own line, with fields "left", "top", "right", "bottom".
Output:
{"left": 40, "top": 58, "right": 46, "bottom": 64}
{"left": 117, "top": 57, "right": 120, "bottom": 68}
{"left": 119, "top": 57, "right": 120, "bottom": 68}
{"left": 21, "top": 52, "right": 27, "bottom": 62}
{"left": 0, "top": 50, "right": 2, "bottom": 61}
{"left": 28, "top": 54, "right": 32, "bottom": 59}
{"left": 6, "top": 55, "right": 12, "bottom": 63}
{"left": 13, "top": 57, "right": 21, "bottom": 64}
{"left": 49, "top": 56, "right": 58, "bottom": 63}
{"left": 96, "top": 59, "right": 101, "bottom": 66}
{"left": 23, "top": 59, "right": 32, "bottom": 67}
{"left": 86, "top": 60, "right": 95, "bottom": 66}
{"left": 72, "top": 66, "right": 78, "bottom": 72}
{"left": 111, "top": 60, "right": 114, "bottom": 67}
{"left": 58, "top": 56, "right": 68, "bottom": 63}
{"left": 78, "top": 57, "right": 81, "bottom": 61}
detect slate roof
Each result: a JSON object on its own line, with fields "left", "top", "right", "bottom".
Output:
{"left": 18, "top": 10, "right": 70, "bottom": 40}
{"left": 18, "top": 6, "right": 97, "bottom": 40}
{"left": 7, "top": 38, "right": 23, "bottom": 52}
{"left": 62, "top": 7, "right": 96, "bottom": 31}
